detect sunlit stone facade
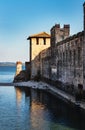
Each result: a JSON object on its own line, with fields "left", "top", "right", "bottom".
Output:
{"left": 27, "top": 32, "right": 50, "bottom": 78}
{"left": 27, "top": 3, "right": 85, "bottom": 90}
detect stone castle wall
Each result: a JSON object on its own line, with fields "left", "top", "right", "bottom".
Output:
{"left": 32, "top": 31, "right": 84, "bottom": 89}
{"left": 51, "top": 31, "right": 84, "bottom": 88}
{"left": 29, "top": 3, "right": 85, "bottom": 90}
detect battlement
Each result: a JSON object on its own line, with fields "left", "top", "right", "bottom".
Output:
{"left": 64, "top": 24, "right": 70, "bottom": 28}
{"left": 51, "top": 24, "right": 70, "bottom": 45}
{"left": 55, "top": 24, "right": 60, "bottom": 28}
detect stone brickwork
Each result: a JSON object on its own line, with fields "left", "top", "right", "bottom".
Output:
{"left": 40, "top": 47, "right": 51, "bottom": 79}
{"left": 50, "top": 31, "right": 84, "bottom": 88}
{"left": 27, "top": 2, "right": 85, "bottom": 90}
{"left": 51, "top": 24, "right": 70, "bottom": 44}
{"left": 31, "top": 31, "right": 84, "bottom": 89}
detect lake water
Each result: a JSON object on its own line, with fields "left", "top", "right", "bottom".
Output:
{"left": 0, "top": 66, "right": 16, "bottom": 83}
{"left": 0, "top": 66, "right": 85, "bottom": 130}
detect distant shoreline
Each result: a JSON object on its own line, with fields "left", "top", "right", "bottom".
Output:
{"left": 0, "top": 62, "right": 16, "bottom": 66}
{"left": 0, "top": 62, "right": 25, "bottom": 66}
{"left": 0, "top": 65, "right": 16, "bottom": 67}
{"left": 0, "top": 83, "right": 14, "bottom": 86}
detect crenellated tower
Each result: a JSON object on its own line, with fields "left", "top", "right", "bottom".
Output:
{"left": 50, "top": 24, "right": 70, "bottom": 47}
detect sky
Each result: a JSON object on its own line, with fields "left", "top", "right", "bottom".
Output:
{"left": 0, "top": 0, "right": 85, "bottom": 63}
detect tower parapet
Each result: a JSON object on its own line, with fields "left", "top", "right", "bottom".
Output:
{"left": 50, "top": 24, "right": 70, "bottom": 47}
{"left": 64, "top": 24, "right": 70, "bottom": 38}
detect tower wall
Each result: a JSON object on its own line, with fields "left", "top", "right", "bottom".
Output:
{"left": 83, "top": 3, "right": 85, "bottom": 89}
{"left": 50, "top": 24, "right": 70, "bottom": 47}
{"left": 15, "top": 61, "right": 22, "bottom": 76}
{"left": 27, "top": 32, "right": 50, "bottom": 78}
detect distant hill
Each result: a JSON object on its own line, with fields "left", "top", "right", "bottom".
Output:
{"left": 0, "top": 62, "right": 16, "bottom": 66}
{"left": 0, "top": 62, "right": 25, "bottom": 66}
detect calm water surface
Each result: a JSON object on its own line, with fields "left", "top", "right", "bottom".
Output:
{"left": 0, "top": 87, "right": 85, "bottom": 130}
{"left": 0, "top": 66, "right": 85, "bottom": 130}
{"left": 0, "top": 66, "right": 16, "bottom": 82}
{"left": 0, "top": 66, "right": 24, "bottom": 83}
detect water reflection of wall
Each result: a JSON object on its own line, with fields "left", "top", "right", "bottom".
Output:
{"left": 14, "top": 87, "right": 31, "bottom": 129}
{"left": 14, "top": 87, "right": 85, "bottom": 130}
{"left": 15, "top": 87, "right": 22, "bottom": 104}
{"left": 15, "top": 87, "right": 31, "bottom": 105}
{"left": 30, "top": 89, "right": 45, "bottom": 129}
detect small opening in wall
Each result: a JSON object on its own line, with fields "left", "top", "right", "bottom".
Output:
{"left": 44, "top": 38, "right": 46, "bottom": 45}
{"left": 36, "top": 38, "right": 39, "bottom": 45}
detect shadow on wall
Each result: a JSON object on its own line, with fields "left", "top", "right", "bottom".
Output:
{"left": 32, "top": 70, "right": 41, "bottom": 82}
{"left": 13, "top": 70, "right": 27, "bottom": 82}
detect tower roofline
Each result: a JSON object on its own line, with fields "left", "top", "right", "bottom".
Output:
{"left": 27, "top": 32, "right": 50, "bottom": 40}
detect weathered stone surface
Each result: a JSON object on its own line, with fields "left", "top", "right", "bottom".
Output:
{"left": 29, "top": 29, "right": 84, "bottom": 90}
{"left": 27, "top": 3, "right": 85, "bottom": 91}
{"left": 13, "top": 70, "right": 26, "bottom": 82}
